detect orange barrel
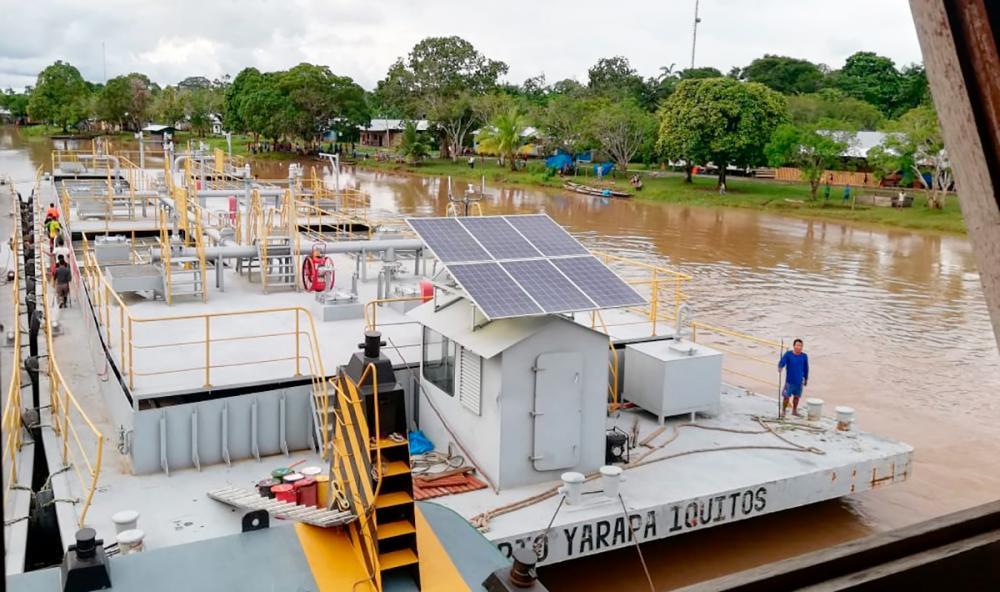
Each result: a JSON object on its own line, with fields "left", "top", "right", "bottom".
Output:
{"left": 294, "top": 478, "right": 317, "bottom": 507}
{"left": 271, "top": 484, "right": 295, "bottom": 503}
{"left": 257, "top": 478, "right": 280, "bottom": 498}
{"left": 314, "top": 475, "right": 330, "bottom": 508}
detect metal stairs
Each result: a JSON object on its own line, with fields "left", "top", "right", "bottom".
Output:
{"left": 162, "top": 255, "right": 206, "bottom": 302}
{"left": 242, "top": 235, "right": 297, "bottom": 293}
{"left": 207, "top": 486, "right": 354, "bottom": 527}
{"left": 371, "top": 435, "right": 420, "bottom": 585}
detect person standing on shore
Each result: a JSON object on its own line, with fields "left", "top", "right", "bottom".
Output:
{"left": 778, "top": 339, "right": 809, "bottom": 418}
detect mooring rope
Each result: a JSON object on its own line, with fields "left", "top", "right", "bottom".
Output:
{"left": 469, "top": 416, "right": 826, "bottom": 530}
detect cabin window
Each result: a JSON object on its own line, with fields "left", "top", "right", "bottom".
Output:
{"left": 458, "top": 347, "right": 482, "bottom": 415}
{"left": 422, "top": 327, "right": 456, "bottom": 396}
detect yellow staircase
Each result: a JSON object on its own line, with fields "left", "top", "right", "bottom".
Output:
{"left": 330, "top": 369, "right": 420, "bottom": 591}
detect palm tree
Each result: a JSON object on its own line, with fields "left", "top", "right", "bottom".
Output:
{"left": 476, "top": 108, "right": 528, "bottom": 171}
{"left": 397, "top": 120, "right": 431, "bottom": 164}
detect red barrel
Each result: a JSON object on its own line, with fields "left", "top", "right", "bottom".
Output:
{"left": 294, "top": 478, "right": 318, "bottom": 507}
{"left": 272, "top": 484, "right": 296, "bottom": 503}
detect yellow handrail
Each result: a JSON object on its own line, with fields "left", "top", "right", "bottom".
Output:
{"left": 2, "top": 190, "right": 23, "bottom": 513}
{"left": 36, "top": 190, "right": 104, "bottom": 528}
{"left": 364, "top": 296, "right": 426, "bottom": 332}
{"left": 690, "top": 321, "right": 784, "bottom": 391}
{"left": 79, "top": 247, "right": 333, "bottom": 451}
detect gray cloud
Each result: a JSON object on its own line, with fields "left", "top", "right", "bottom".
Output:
{"left": 0, "top": 0, "right": 923, "bottom": 91}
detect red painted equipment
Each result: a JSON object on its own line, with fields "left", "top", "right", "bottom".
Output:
{"left": 228, "top": 196, "right": 238, "bottom": 224}
{"left": 302, "top": 243, "right": 334, "bottom": 292}
{"left": 294, "top": 478, "right": 317, "bottom": 507}
{"left": 271, "top": 484, "right": 295, "bottom": 503}
{"left": 420, "top": 279, "right": 434, "bottom": 302}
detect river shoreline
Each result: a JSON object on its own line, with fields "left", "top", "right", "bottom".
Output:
{"left": 343, "top": 156, "right": 964, "bottom": 235}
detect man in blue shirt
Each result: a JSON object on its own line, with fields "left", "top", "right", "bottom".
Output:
{"left": 778, "top": 339, "right": 809, "bottom": 418}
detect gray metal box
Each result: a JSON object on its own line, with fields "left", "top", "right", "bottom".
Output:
{"left": 624, "top": 340, "right": 723, "bottom": 423}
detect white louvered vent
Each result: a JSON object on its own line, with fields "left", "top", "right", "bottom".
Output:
{"left": 458, "top": 347, "right": 482, "bottom": 415}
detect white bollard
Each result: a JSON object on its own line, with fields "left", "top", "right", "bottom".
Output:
{"left": 117, "top": 529, "right": 145, "bottom": 554}
{"left": 111, "top": 510, "right": 139, "bottom": 534}
{"left": 600, "top": 465, "right": 624, "bottom": 499}
{"left": 806, "top": 398, "right": 824, "bottom": 421}
{"left": 835, "top": 406, "right": 856, "bottom": 431}
{"left": 559, "top": 472, "right": 586, "bottom": 505}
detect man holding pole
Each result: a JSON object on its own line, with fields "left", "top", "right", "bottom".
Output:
{"left": 778, "top": 339, "right": 809, "bottom": 418}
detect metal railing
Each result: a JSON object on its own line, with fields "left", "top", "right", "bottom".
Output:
{"left": 593, "top": 251, "right": 692, "bottom": 335}
{"left": 79, "top": 246, "right": 333, "bottom": 449}
{"left": 364, "top": 296, "right": 427, "bottom": 332}
{"left": 41, "top": 255, "right": 104, "bottom": 527}
{"left": 691, "top": 321, "right": 784, "bottom": 392}
{"left": 2, "top": 202, "right": 23, "bottom": 514}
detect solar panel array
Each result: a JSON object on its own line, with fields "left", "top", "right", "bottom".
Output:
{"left": 406, "top": 215, "right": 646, "bottom": 320}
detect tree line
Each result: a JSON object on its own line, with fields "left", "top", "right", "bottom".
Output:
{"left": 1, "top": 38, "right": 947, "bottom": 205}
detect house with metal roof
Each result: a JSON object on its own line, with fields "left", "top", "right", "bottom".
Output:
{"left": 360, "top": 119, "right": 430, "bottom": 148}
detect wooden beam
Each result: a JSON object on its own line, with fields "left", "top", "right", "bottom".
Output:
{"left": 910, "top": 0, "right": 1000, "bottom": 346}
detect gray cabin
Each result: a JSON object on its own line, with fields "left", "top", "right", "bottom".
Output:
{"left": 409, "top": 300, "right": 611, "bottom": 491}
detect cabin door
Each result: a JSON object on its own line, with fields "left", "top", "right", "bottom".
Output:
{"left": 531, "top": 352, "right": 583, "bottom": 471}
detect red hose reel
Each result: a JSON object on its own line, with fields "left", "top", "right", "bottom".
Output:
{"left": 302, "top": 243, "right": 334, "bottom": 292}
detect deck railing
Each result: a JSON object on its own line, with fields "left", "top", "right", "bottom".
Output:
{"left": 41, "top": 265, "right": 104, "bottom": 527}
{"left": 2, "top": 202, "right": 23, "bottom": 515}
{"left": 592, "top": 251, "right": 692, "bottom": 334}
{"left": 691, "top": 321, "right": 784, "bottom": 392}
{"left": 79, "top": 246, "right": 334, "bottom": 451}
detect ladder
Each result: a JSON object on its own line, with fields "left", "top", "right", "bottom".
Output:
{"left": 331, "top": 373, "right": 420, "bottom": 590}
{"left": 163, "top": 255, "right": 206, "bottom": 303}
{"left": 207, "top": 486, "right": 355, "bottom": 527}
{"left": 257, "top": 234, "right": 297, "bottom": 293}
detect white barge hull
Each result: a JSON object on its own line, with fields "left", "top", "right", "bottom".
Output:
{"left": 435, "top": 389, "right": 913, "bottom": 566}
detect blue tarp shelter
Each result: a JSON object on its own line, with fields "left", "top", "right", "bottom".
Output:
{"left": 594, "top": 162, "right": 614, "bottom": 177}
{"left": 546, "top": 153, "right": 574, "bottom": 170}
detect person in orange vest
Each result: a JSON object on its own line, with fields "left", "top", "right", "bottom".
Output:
{"left": 45, "top": 202, "right": 60, "bottom": 222}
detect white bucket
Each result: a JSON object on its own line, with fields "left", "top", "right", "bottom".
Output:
{"left": 600, "top": 465, "right": 624, "bottom": 499}
{"left": 117, "top": 529, "right": 145, "bottom": 554}
{"left": 559, "top": 472, "right": 586, "bottom": 505}
{"left": 111, "top": 510, "right": 139, "bottom": 534}
{"left": 835, "top": 406, "right": 855, "bottom": 431}
{"left": 301, "top": 466, "right": 323, "bottom": 478}
{"left": 806, "top": 398, "right": 824, "bottom": 421}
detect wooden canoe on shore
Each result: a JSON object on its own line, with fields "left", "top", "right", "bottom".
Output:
{"left": 563, "top": 181, "right": 633, "bottom": 198}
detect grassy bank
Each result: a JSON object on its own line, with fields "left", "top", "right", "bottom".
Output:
{"left": 353, "top": 155, "right": 966, "bottom": 234}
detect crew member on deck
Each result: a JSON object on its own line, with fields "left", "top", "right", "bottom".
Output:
{"left": 779, "top": 338, "right": 809, "bottom": 418}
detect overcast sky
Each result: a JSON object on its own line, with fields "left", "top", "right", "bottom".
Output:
{"left": 0, "top": 0, "right": 924, "bottom": 92}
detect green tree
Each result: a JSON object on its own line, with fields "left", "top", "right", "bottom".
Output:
{"left": 658, "top": 78, "right": 787, "bottom": 187}
{"left": 477, "top": 108, "right": 530, "bottom": 170}
{"left": 537, "top": 94, "right": 596, "bottom": 155}
{"left": 766, "top": 120, "right": 855, "bottom": 199}
{"left": 277, "top": 63, "right": 368, "bottom": 144}
{"left": 867, "top": 105, "right": 950, "bottom": 209}
{"left": 152, "top": 86, "right": 186, "bottom": 126}
{"left": 587, "top": 56, "right": 648, "bottom": 104}
{"left": 28, "top": 61, "right": 88, "bottom": 131}
{"left": 588, "top": 99, "right": 657, "bottom": 171}
{"left": 184, "top": 88, "right": 221, "bottom": 137}
{"left": 97, "top": 73, "right": 154, "bottom": 131}
{"left": 740, "top": 55, "right": 826, "bottom": 94}
{"left": 830, "top": 52, "right": 903, "bottom": 117}
{"left": 376, "top": 37, "right": 508, "bottom": 159}
{"left": 2, "top": 88, "right": 32, "bottom": 122}
{"left": 787, "top": 90, "right": 884, "bottom": 130}
{"left": 397, "top": 120, "right": 432, "bottom": 164}
{"left": 679, "top": 67, "right": 723, "bottom": 80}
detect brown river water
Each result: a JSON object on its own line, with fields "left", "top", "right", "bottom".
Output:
{"left": 4, "top": 131, "right": 999, "bottom": 589}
